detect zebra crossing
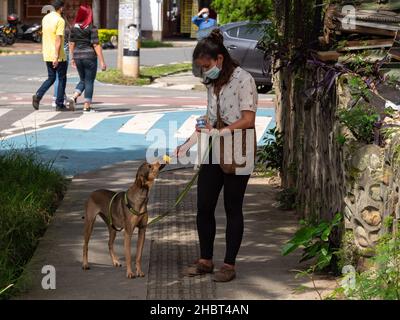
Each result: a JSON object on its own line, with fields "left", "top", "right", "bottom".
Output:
{"left": 0, "top": 107, "right": 275, "bottom": 175}
{"left": 0, "top": 108, "right": 274, "bottom": 143}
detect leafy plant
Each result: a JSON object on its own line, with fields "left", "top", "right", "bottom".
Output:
{"left": 338, "top": 104, "right": 378, "bottom": 144}
{"left": 282, "top": 213, "right": 343, "bottom": 271}
{"left": 257, "top": 127, "right": 284, "bottom": 172}
{"left": 337, "top": 229, "right": 400, "bottom": 300}
{"left": 347, "top": 75, "right": 372, "bottom": 100}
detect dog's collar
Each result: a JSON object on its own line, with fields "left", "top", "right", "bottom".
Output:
{"left": 124, "top": 192, "right": 146, "bottom": 216}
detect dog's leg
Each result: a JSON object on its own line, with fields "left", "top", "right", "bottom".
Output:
{"left": 108, "top": 227, "right": 122, "bottom": 267}
{"left": 124, "top": 228, "right": 135, "bottom": 278}
{"left": 82, "top": 206, "right": 97, "bottom": 270}
{"left": 135, "top": 226, "right": 146, "bottom": 277}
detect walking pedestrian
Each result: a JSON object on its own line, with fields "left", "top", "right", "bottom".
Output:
{"left": 175, "top": 29, "right": 258, "bottom": 282}
{"left": 52, "top": 13, "right": 71, "bottom": 109}
{"left": 67, "top": 4, "right": 107, "bottom": 113}
{"left": 32, "top": 0, "right": 69, "bottom": 111}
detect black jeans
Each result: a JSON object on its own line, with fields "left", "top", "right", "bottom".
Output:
{"left": 75, "top": 58, "right": 98, "bottom": 103}
{"left": 36, "top": 61, "right": 67, "bottom": 107}
{"left": 197, "top": 157, "right": 250, "bottom": 265}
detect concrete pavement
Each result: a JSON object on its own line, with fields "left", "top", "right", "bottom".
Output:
{"left": 16, "top": 160, "right": 336, "bottom": 300}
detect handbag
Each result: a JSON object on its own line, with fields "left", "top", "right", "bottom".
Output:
{"left": 215, "top": 94, "right": 257, "bottom": 175}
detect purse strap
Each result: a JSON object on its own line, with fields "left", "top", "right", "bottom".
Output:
{"left": 216, "top": 93, "right": 225, "bottom": 130}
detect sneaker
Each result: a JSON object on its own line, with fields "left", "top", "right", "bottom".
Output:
{"left": 66, "top": 97, "right": 76, "bottom": 111}
{"left": 51, "top": 101, "right": 57, "bottom": 108}
{"left": 83, "top": 107, "right": 96, "bottom": 113}
{"left": 212, "top": 265, "right": 236, "bottom": 282}
{"left": 32, "top": 95, "right": 40, "bottom": 110}
{"left": 56, "top": 106, "right": 70, "bottom": 112}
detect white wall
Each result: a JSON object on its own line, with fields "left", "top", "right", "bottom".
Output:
{"left": 142, "top": 0, "right": 162, "bottom": 32}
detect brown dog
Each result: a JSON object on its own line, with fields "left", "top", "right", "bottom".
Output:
{"left": 82, "top": 161, "right": 165, "bottom": 278}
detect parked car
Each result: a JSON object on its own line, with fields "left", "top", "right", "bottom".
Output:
{"left": 220, "top": 21, "right": 273, "bottom": 93}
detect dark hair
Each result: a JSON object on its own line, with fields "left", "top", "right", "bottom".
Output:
{"left": 193, "top": 29, "right": 239, "bottom": 94}
{"left": 52, "top": 0, "right": 65, "bottom": 11}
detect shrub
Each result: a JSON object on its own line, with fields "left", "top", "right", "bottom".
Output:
{"left": 338, "top": 104, "right": 378, "bottom": 144}
{"left": 257, "top": 127, "right": 284, "bottom": 172}
{"left": 98, "top": 29, "right": 118, "bottom": 45}
{"left": 0, "top": 150, "right": 66, "bottom": 299}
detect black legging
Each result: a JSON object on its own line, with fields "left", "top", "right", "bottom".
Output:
{"left": 196, "top": 158, "right": 250, "bottom": 265}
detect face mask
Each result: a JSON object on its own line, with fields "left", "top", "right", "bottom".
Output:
{"left": 202, "top": 13, "right": 209, "bottom": 19}
{"left": 203, "top": 65, "right": 221, "bottom": 80}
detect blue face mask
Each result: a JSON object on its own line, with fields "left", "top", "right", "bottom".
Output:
{"left": 202, "top": 13, "right": 209, "bottom": 19}
{"left": 203, "top": 65, "right": 221, "bottom": 80}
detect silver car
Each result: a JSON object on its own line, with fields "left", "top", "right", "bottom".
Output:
{"left": 220, "top": 21, "right": 273, "bottom": 93}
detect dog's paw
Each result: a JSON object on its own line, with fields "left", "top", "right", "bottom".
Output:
{"left": 82, "top": 264, "right": 90, "bottom": 270}
{"left": 135, "top": 270, "right": 145, "bottom": 277}
{"left": 112, "top": 261, "right": 122, "bottom": 267}
{"left": 126, "top": 271, "right": 136, "bottom": 279}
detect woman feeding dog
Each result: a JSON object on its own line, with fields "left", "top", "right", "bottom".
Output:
{"left": 174, "top": 29, "right": 258, "bottom": 282}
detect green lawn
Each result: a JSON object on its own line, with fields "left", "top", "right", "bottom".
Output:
{"left": 0, "top": 150, "right": 67, "bottom": 299}
{"left": 96, "top": 63, "right": 192, "bottom": 86}
{"left": 141, "top": 40, "right": 173, "bottom": 48}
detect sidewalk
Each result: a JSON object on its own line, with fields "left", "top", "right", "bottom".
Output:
{"left": 0, "top": 41, "right": 41, "bottom": 55}
{"left": 146, "top": 71, "right": 204, "bottom": 91}
{"left": 16, "top": 160, "right": 336, "bottom": 300}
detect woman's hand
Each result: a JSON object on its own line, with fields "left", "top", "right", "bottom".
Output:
{"left": 196, "top": 122, "right": 213, "bottom": 133}
{"left": 100, "top": 61, "right": 107, "bottom": 71}
{"left": 173, "top": 143, "right": 189, "bottom": 158}
{"left": 71, "top": 59, "right": 76, "bottom": 68}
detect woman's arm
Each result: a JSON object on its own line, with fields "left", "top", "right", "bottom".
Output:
{"left": 93, "top": 44, "right": 107, "bottom": 71}
{"left": 221, "top": 111, "right": 255, "bottom": 133}
{"left": 69, "top": 41, "right": 76, "bottom": 68}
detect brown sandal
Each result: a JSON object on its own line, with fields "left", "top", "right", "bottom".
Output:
{"left": 213, "top": 265, "right": 236, "bottom": 282}
{"left": 183, "top": 260, "right": 214, "bottom": 276}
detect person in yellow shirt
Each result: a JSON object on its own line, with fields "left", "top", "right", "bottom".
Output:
{"left": 33, "top": 0, "right": 70, "bottom": 111}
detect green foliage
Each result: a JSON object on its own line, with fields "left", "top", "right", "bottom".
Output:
{"left": 336, "top": 133, "right": 347, "bottom": 146}
{"left": 347, "top": 76, "right": 372, "bottom": 100}
{"left": 141, "top": 40, "right": 173, "bottom": 48}
{"left": 336, "top": 231, "right": 361, "bottom": 271}
{"left": 98, "top": 29, "right": 118, "bottom": 45}
{"left": 282, "top": 213, "right": 343, "bottom": 271}
{"left": 0, "top": 150, "right": 66, "bottom": 299}
{"left": 211, "top": 0, "right": 273, "bottom": 24}
{"left": 96, "top": 63, "right": 192, "bottom": 86}
{"left": 257, "top": 127, "right": 284, "bottom": 172}
{"left": 338, "top": 104, "right": 378, "bottom": 144}
{"left": 339, "top": 230, "right": 400, "bottom": 300}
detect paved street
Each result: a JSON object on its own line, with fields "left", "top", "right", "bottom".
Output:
{"left": 0, "top": 49, "right": 275, "bottom": 176}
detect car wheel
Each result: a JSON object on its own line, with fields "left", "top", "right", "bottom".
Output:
{"left": 257, "top": 84, "right": 273, "bottom": 94}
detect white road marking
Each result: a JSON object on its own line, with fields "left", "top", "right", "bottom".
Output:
{"left": 255, "top": 116, "right": 272, "bottom": 143}
{"left": 118, "top": 113, "right": 164, "bottom": 135}
{"left": 0, "top": 97, "right": 8, "bottom": 101}
{"left": 181, "top": 105, "right": 206, "bottom": 108}
{"left": 174, "top": 115, "right": 198, "bottom": 139}
{"left": 0, "top": 108, "right": 11, "bottom": 118}
{"left": 10, "top": 111, "right": 60, "bottom": 130}
{"left": 174, "top": 96, "right": 200, "bottom": 99}
{"left": 64, "top": 112, "right": 112, "bottom": 131}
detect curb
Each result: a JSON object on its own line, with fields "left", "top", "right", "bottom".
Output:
{"left": 0, "top": 50, "right": 41, "bottom": 56}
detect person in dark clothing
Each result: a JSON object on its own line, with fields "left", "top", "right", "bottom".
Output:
{"left": 67, "top": 4, "right": 106, "bottom": 113}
